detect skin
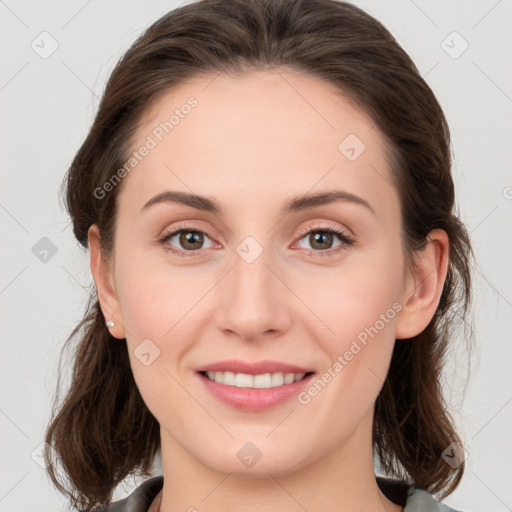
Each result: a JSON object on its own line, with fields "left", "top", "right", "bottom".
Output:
{"left": 89, "top": 68, "right": 449, "bottom": 512}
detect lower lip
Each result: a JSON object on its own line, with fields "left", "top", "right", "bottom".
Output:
{"left": 197, "top": 372, "right": 316, "bottom": 412}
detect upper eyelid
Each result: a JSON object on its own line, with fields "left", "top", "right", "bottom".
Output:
{"left": 162, "top": 220, "right": 348, "bottom": 236}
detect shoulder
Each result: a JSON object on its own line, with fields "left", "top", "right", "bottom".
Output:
{"left": 404, "top": 487, "right": 466, "bottom": 512}
{"left": 96, "top": 474, "right": 467, "bottom": 512}
{"left": 376, "top": 476, "right": 468, "bottom": 512}
{"left": 95, "top": 476, "right": 163, "bottom": 512}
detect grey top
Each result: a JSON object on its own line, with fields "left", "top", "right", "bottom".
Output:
{"left": 96, "top": 475, "right": 465, "bottom": 512}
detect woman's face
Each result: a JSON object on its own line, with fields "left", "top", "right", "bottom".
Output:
{"left": 92, "top": 69, "right": 426, "bottom": 476}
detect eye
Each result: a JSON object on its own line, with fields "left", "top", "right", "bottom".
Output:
{"left": 158, "top": 225, "right": 216, "bottom": 257}
{"left": 294, "top": 223, "right": 354, "bottom": 257}
{"left": 157, "top": 222, "right": 354, "bottom": 258}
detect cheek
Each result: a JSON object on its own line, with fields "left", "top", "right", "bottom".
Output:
{"left": 114, "top": 260, "right": 198, "bottom": 421}
{"left": 315, "top": 252, "right": 403, "bottom": 338}
{"left": 114, "top": 239, "right": 191, "bottom": 338}
{"left": 309, "top": 252, "right": 403, "bottom": 400}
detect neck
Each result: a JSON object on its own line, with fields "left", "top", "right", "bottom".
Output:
{"left": 157, "top": 412, "right": 402, "bottom": 512}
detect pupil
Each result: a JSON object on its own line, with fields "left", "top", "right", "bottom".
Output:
{"left": 181, "top": 231, "right": 203, "bottom": 250}
{"left": 311, "top": 232, "right": 332, "bottom": 250}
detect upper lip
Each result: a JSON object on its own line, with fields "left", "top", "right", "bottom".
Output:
{"left": 196, "top": 360, "right": 315, "bottom": 375}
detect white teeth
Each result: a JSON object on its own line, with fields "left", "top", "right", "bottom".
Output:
{"left": 271, "top": 372, "right": 284, "bottom": 387}
{"left": 253, "top": 373, "right": 271, "bottom": 388}
{"left": 235, "top": 373, "right": 253, "bottom": 388}
{"left": 284, "top": 373, "right": 295, "bottom": 384}
{"left": 204, "top": 371, "right": 308, "bottom": 388}
{"left": 222, "top": 371, "right": 236, "bottom": 386}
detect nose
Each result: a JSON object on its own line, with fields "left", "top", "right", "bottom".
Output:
{"left": 214, "top": 240, "right": 293, "bottom": 343}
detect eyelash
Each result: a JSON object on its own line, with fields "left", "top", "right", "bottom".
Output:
{"left": 157, "top": 222, "right": 354, "bottom": 258}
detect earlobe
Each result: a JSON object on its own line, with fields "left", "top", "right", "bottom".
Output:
{"left": 88, "top": 225, "right": 126, "bottom": 339}
{"left": 395, "top": 229, "right": 449, "bottom": 340}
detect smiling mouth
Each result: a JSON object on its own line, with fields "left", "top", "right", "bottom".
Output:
{"left": 198, "top": 370, "right": 315, "bottom": 389}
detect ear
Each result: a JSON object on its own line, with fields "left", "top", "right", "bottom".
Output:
{"left": 88, "top": 224, "right": 126, "bottom": 339}
{"left": 395, "top": 229, "right": 449, "bottom": 339}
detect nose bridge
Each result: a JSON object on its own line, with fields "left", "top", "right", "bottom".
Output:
{"left": 215, "top": 234, "right": 291, "bottom": 340}
{"left": 234, "top": 235, "right": 273, "bottom": 298}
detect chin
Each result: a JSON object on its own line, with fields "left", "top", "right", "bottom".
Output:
{"left": 193, "top": 438, "right": 312, "bottom": 478}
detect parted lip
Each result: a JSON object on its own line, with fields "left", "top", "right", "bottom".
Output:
{"left": 196, "top": 359, "right": 316, "bottom": 376}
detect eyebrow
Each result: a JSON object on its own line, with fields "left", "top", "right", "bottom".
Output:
{"left": 140, "top": 189, "right": 375, "bottom": 216}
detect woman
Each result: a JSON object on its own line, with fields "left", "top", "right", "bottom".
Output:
{"left": 44, "top": 0, "right": 473, "bottom": 511}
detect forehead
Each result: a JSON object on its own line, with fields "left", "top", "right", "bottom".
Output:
{"left": 117, "top": 69, "right": 397, "bottom": 219}
{"left": 137, "top": 68, "right": 378, "bottom": 149}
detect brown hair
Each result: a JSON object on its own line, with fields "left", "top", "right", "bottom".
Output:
{"left": 44, "top": 0, "right": 473, "bottom": 509}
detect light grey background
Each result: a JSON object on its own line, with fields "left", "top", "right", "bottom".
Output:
{"left": 1, "top": 1, "right": 511, "bottom": 511}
